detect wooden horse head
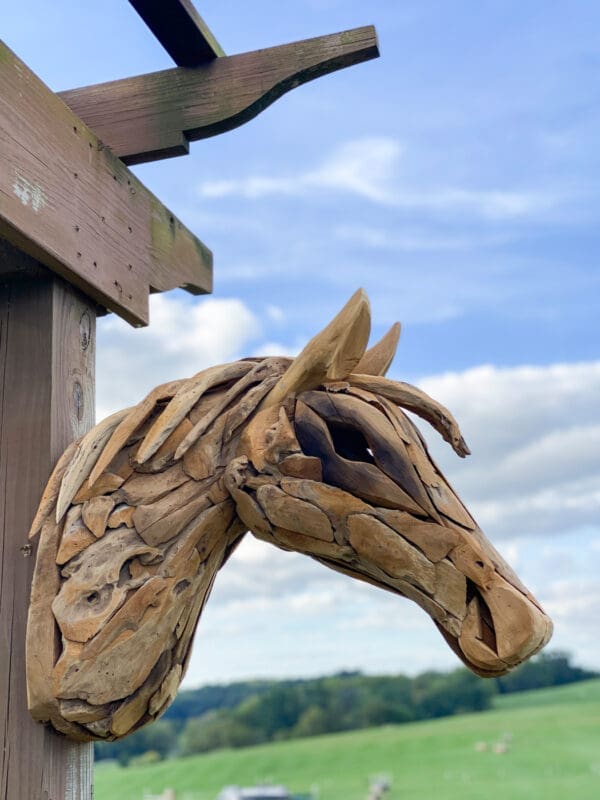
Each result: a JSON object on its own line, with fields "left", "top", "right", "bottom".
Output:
{"left": 26, "top": 290, "right": 552, "bottom": 741}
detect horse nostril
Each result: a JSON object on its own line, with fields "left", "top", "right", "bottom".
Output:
{"left": 86, "top": 591, "right": 100, "bottom": 604}
{"left": 465, "top": 579, "right": 497, "bottom": 654}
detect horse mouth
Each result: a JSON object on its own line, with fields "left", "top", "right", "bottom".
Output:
{"left": 436, "top": 579, "right": 554, "bottom": 677}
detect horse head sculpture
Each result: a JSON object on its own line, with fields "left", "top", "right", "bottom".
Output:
{"left": 26, "top": 290, "right": 552, "bottom": 741}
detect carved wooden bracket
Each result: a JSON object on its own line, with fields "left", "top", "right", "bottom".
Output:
{"left": 58, "top": 27, "right": 379, "bottom": 165}
{"left": 26, "top": 291, "right": 552, "bottom": 742}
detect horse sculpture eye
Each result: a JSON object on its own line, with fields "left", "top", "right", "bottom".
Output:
{"left": 325, "top": 419, "right": 375, "bottom": 465}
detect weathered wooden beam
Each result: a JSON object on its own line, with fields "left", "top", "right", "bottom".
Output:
{"left": 129, "top": 0, "right": 225, "bottom": 66}
{"left": 0, "top": 40, "right": 212, "bottom": 327}
{"left": 0, "top": 267, "right": 94, "bottom": 799}
{"left": 59, "top": 26, "right": 380, "bottom": 166}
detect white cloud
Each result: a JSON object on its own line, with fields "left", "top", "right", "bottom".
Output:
{"left": 200, "top": 138, "right": 401, "bottom": 204}
{"left": 198, "top": 137, "right": 560, "bottom": 220}
{"left": 416, "top": 361, "right": 600, "bottom": 540}
{"left": 335, "top": 224, "right": 512, "bottom": 252}
{"left": 96, "top": 294, "right": 262, "bottom": 419}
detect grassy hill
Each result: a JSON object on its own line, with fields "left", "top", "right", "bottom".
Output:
{"left": 95, "top": 678, "right": 600, "bottom": 800}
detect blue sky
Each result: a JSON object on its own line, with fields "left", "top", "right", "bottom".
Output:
{"left": 4, "top": 2, "right": 600, "bottom": 684}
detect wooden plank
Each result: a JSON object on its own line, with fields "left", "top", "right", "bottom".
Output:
{"left": 129, "top": 0, "right": 225, "bottom": 66}
{"left": 0, "top": 272, "right": 94, "bottom": 798}
{"left": 0, "top": 41, "right": 212, "bottom": 327}
{"left": 59, "top": 26, "right": 380, "bottom": 166}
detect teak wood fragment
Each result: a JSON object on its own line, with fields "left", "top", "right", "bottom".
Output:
{"left": 56, "top": 507, "right": 96, "bottom": 565}
{"left": 0, "top": 41, "right": 212, "bottom": 326}
{"left": 26, "top": 291, "right": 553, "bottom": 744}
{"left": 82, "top": 496, "right": 116, "bottom": 538}
{"left": 59, "top": 27, "right": 379, "bottom": 165}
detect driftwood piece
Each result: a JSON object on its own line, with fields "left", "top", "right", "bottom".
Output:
{"left": 349, "top": 374, "right": 471, "bottom": 457}
{"left": 56, "top": 507, "right": 96, "bottom": 566}
{"left": 136, "top": 362, "right": 253, "bottom": 464}
{"left": 117, "top": 462, "right": 189, "bottom": 506}
{"left": 56, "top": 409, "right": 131, "bottom": 522}
{"left": 354, "top": 322, "right": 401, "bottom": 377}
{"left": 88, "top": 381, "right": 185, "bottom": 486}
{"left": 73, "top": 472, "right": 125, "bottom": 503}
{"left": 27, "top": 289, "right": 552, "bottom": 744}
{"left": 280, "top": 453, "right": 323, "bottom": 481}
{"left": 28, "top": 439, "right": 80, "bottom": 539}
{"left": 256, "top": 484, "right": 334, "bottom": 542}
{"left": 135, "top": 417, "right": 194, "bottom": 473}
{"left": 376, "top": 510, "right": 459, "bottom": 562}
{"left": 82, "top": 497, "right": 115, "bottom": 538}
{"left": 107, "top": 504, "right": 136, "bottom": 529}
{"left": 347, "top": 514, "right": 436, "bottom": 594}
{"left": 263, "top": 289, "right": 371, "bottom": 408}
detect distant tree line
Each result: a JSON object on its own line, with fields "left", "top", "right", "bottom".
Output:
{"left": 95, "top": 651, "right": 596, "bottom": 765}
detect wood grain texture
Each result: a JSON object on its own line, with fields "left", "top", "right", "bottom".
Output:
{"left": 25, "top": 290, "right": 553, "bottom": 743}
{"left": 59, "top": 27, "right": 380, "bottom": 165}
{"left": 129, "top": 0, "right": 225, "bottom": 66}
{"left": 0, "top": 273, "right": 93, "bottom": 798}
{"left": 0, "top": 41, "right": 212, "bottom": 326}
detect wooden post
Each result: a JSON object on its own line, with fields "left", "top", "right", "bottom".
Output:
{"left": 0, "top": 245, "right": 94, "bottom": 799}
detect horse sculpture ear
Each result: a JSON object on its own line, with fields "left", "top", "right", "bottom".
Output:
{"left": 354, "top": 322, "right": 401, "bottom": 377}
{"left": 262, "top": 288, "right": 371, "bottom": 408}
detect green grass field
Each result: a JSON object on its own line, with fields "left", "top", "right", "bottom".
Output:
{"left": 95, "top": 679, "right": 600, "bottom": 800}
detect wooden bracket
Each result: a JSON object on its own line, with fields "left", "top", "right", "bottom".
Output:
{"left": 58, "top": 26, "right": 380, "bottom": 166}
{"left": 0, "top": 40, "right": 212, "bottom": 327}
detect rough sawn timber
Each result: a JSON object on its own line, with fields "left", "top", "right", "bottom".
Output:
{"left": 59, "top": 26, "right": 380, "bottom": 165}
{"left": 0, "top": 270, "right": 94, "bottom": 799}
{"left": 0, "top": 40, "right": 212, "bottom": 326}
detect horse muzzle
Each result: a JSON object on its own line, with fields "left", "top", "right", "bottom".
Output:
{"left": 436, "top": 570, "right": 553, "bottom": 677}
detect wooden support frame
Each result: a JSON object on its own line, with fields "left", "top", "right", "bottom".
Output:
{"left": 0, "top": 40, "right": 212, "bottom": 327}
{"left": 0, "top": 245, "right": 94, "bottom": 799}
{"left": 129, "top": 0, "right": 225, "bottom": 65}
{"left": 59, "top": 27, "right": 379, "bottom": 165}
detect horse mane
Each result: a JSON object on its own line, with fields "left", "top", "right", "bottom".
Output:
{"left": 30, "top": 356, "right": 468, "bottom": 541}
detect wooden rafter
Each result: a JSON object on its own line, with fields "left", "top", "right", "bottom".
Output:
{"left": 59, "top": 26, "right": 379, "bottom": 166}
{"left": 129, "top": 0, "right": 225, "bottom": 66}
{"left": 0, "top": 40, "right": 212, "bottom": 327}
